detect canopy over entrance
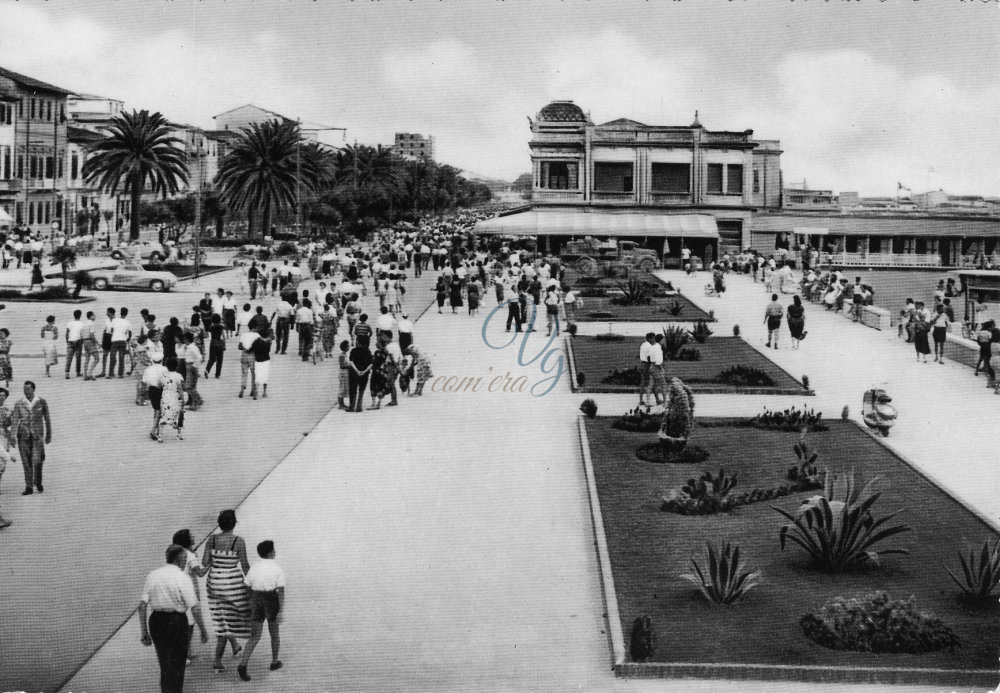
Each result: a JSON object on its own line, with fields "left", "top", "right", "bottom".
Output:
{"left": 475, "top": 210, "right": 719, "bottom": 239}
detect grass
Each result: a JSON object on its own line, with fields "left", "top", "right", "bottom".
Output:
{"left": 572, "top": 336, "right": 808, "bottom": 394}
{"left": 584, "top": 417, "right": 1000, "bottom": 676}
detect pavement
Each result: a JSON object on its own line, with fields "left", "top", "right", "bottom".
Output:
{"left": 0, "top": 259, "right": 991, "bottom": 692}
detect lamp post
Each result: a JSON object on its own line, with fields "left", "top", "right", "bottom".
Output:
{"left": 189, "top": 141, "right": 207, "bottom": 281}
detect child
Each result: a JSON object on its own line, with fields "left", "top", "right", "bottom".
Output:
{"left": 238, "top": 540, "right": 285, "bottom": 682}
{"left": 133, "top": 334, "right": 151, "bottom": 405}
{"left": 337, "top": 340, "right": 350, "bottom": 409}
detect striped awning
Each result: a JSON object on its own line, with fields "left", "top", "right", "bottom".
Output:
{"left": 475, "top": 211, "right": 719, "bottom": 238}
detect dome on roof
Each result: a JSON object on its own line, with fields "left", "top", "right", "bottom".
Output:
{"left": 537, "top": 101, "right": 587, "bottom": 122}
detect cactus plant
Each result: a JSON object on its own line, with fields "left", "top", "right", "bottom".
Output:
{"left": 579, "top": 398, "right": 598, "bottom": 419}
{"left": 658, "top": 377, "right": 695, "bottom": 453}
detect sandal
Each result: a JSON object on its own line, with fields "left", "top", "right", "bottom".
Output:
{"left": 213, "top": 662, "right": 226, "bottom": 672}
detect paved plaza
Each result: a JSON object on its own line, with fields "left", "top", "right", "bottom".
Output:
{"left": 0, "top": 263, "right": 969, "bottom": 692}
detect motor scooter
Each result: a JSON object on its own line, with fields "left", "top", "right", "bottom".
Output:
{"left": 862, "top": 388, "right": 897, "bottom": 437}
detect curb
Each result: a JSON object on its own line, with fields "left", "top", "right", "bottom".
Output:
{"left": 577, "top": 416, "right": 626, "bottom": 670}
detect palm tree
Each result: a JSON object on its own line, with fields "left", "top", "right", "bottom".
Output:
{"left": 82, "top": 110, "right": 189, "bottom": 241}
{"left": 215, "top": 119, "right": 303, "bottom": 239}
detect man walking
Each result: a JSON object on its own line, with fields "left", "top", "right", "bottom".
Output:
{"left": 238, "top": 329, "right": 260, "bottom": 399}
{"left": 64, "top": 309, "right": 84, "bottom": 379}
{"left": 11, "top": 380, "right": 52, "bottom": 495}
{"left": 139, "top": 544, "right": 204, "bottom": 693}
{"left": 109, "top": 306, "right": 133, "bottom": 379}
{"left": 271, "top": 298, "right": 295, "bottom": 355}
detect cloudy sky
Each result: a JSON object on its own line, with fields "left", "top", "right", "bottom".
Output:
{"left": 0, "top": 0, "right": 997, "bottom": 196}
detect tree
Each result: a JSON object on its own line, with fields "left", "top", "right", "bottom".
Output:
{"left": 215, "top": 119, "right": 304, "bottom": 239}
{"left": 49, "top": 245, "right": 77, "bottom": 289}
{"left": 81, "top": 110, "right": 189, "bottom": 241}
{"left": 511, "top": 172, "right": 533, "bottom": 191}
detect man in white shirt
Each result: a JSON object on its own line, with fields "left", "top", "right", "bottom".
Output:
{"left": 109, "top": 307, "right": 133, "bottom": 379}
{"left": 396, "top": 313, "right": 414, "bottom": 353}
{"left": 375, "top": 306, "right": 395, "bottom": 343}
{"left": 638, "top": 333, "right": 656, "bottom": 406}
{"left": 181, "top": 333, "right": 204, "bottom": 410}
{"left": 64, "top": 309, "right": 84, "bottom": 379}
{"left": 648, "top": 335, "right": 666, "bottom": 406}
{"left": 271, "top": 299, "right": 295, "bottom": 355}
{"left": 143, "top": 355, "right": 168, "bottom": 439}
{"left": 238, "top": 329, "right": 260, "bottom": 398}
{"left": 295, "top": 300, "right": 315, "bottom": 361}
{"left": 138, "top": 544, "right": 203, "bottom": 693}
{"left": 277, "top": 261, "right": 292, "bottom": 290}
{"left": 238, "top": 539, "right": 286, "bottom": 680}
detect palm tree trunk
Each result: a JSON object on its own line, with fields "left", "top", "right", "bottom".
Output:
{"left": 130, "top": 183, "right": 141, "bottom": 241}
{"left": 247, "top": 207, "right": 254, "bottom": 239}
{"left": 262, "top": 198, "right": 271, "bottom": 239}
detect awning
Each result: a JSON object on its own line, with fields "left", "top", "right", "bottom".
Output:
{"left": 753, "top": 214, "right": 1000, "bottom": 238}
{"left": 0, "top": 207, "right": 12, "bottom": 225}
{"left": 475, "top": 211, "right": 719, "bottom": 239}
{"left": 793, "top": 226, "right": 829, "bottom": 235}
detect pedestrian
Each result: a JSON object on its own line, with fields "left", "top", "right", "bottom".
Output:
{"left": 337, "top": 340, "right": 350, "bottom": 409}
{"left": 0, "top": 387, "right": 13, "bottom": 528}
{"left": 434, "top": 277, "right": 447, "bottom": 314}
{"left": 449, "top": 279, "right": 463, "bottom": 314}
{"left": 181, "top": 334, "right": 203, "bottom": 411}
{"left": 271, "top": 297, "right": 294, "bottom": 356}
{"left": 138, "top": 544, "right": 201, "bottom": 693}
{"left": 203, "top": 314, "right": 226, "bottom": 379}
{"left": 975, "top": 319, "right": 996, "bottom": 382}
{"left": 250, "top": 327, "right": 273, "bottom": 398}
{"left": 930, "top": 303, "right": 950, "bottom": 364}
{"left": 786, "top": 294, "right": 807, "bottom": 349}
{"left": 397, "top": 313, "right": 413, "bottom": 354}
{"left": 222, "top": 291, "right": 238, "bottom": 338}
{"left": 319, "top": 303, "right": 338, "bottom": 358}
{"left": 713, "top": 266, "right": 725, "bottom": 297}
{"left": 375, "top": 305, "right": 395, "bottom": 344}
{"left": 201, "top": 509, "right": 252, "bottom": 672}
{"left": 408, "top": 345, "right": 433, "bottom": 396}
{"left": 348, "top": 340, "right": 373, "bottom": 412}
{"left": 133, "top": 334, "right": 151, "bottom": 405}
{"left": 144, "top": 354, "right": 167, "bottom": 441}
{"left": 648, "top": 334, "right": 666, "bottom": 406}
{"left": 158, "top": 358, "right": 185, "bottom": 441}
{"left": 295, "top": 299, "right": 315, "bottom": 362}
{"left": 237, "top": 540, "right": 286, "bottom": 681}
{"left": 353, "top": 313, "right": 373, "bottom": 350}
{"left": 98, "top": 307, "right": 115, "bottom": 378}
{"left": 40, "top": 315, "right": 58, "bottom": 377}
{"left": 82, "top": 311, "right": 101, "bottom": 380}
{"left": 912, "top": 301, "right": 932, "bottom": 363}
{"left": 543, "top": 285, "right": 560, "bottom": 337}
{"left": 236, "top": 303, "right": 252, "bottom": 336}
{"left": 170, "top": 529, "right": 210, "bottom": 667}
{"left": 248, "top": 262, "right": 259, "bottom": 300}
{"left": 161, "top": 317, "right": 183, "bottom": 362}
{"left": 238, "top": 329, "right": 259, "bottom": 399}
{"left": 764, "top": 294, "right": 783, "bottom": 349}
{"left": 109, "top": 307, "right": 132, "bottom": 379}
{"left": 64, "top": 309, "right": 84, "bottom": 379}
{"left": 11, "top": 380, "right": 52, "bottom": 495}
{"left": 29, "top": 261, "right": 43, "bottom": 292}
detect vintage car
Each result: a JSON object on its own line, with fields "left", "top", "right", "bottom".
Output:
{"left": 560, "top": 237, "right": 660, "bottom": 275}
{"left": 46, "top": 258, "right": 179, "bottom": 292}
{"left": 110, "top": 240, "right": 167, "bottom": 262}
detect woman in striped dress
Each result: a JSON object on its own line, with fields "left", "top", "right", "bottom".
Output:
{"left": 201, "top": 509, "right": 252, "bottom": 672}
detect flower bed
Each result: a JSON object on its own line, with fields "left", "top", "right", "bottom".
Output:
{"left": 571, "top": 292, "right": 713, "bottom": 323}
{"left": 583, "top": 417, "right": 1000, "bottom": 686}
{"left": 572, "top": 336, "right": 810, "bottom": 395}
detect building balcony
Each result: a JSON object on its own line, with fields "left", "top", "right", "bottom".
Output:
{"left": 649, "top": 192, "right": 693, "bottom": 205}
{"left": 532, "top": 190, "right": 585, "bottom": 204}
{"left": 826, "top": 251, "right": 942, "bottom": 267}
{"left": 591, "top": 191, "right": 636, "bottom": 203}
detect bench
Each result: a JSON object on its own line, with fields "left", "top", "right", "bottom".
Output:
{"left": 859, "top": 305, "right": 891, "bottom": 331}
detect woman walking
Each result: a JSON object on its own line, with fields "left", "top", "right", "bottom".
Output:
{"left": 158, "top": 358, "right": 185, "bottom": 441}
{"left": 201, "top": 509, "right": 252, "bottom": 672}
{"left": 975, "top": 319, "right": 996, "bottom": 383}
{"left": 0, "top": 328, "right": 13, "bottom": 387}
{"left": 930, "top": 304, "right": 951, "bottom": 364}
{"left": 205, "top": 314, "right": 226, "bottom": 379}
{"left": 40, "top": 315, "right": 58, "bottom": 377}
{"left": 434, "top": 277, "right": 447, "bottom": 314}
{"left": 786, "top": 295, "right": 807, "bottom": 349}
{"left": 449, "top": 280, "right": 463, "bottom": 315}
{"left": 467, "top": 278, "right": 481, "bottom": 317}
{"left": 912, "top": 303, "right": 932, "bottom": 363}
{"left": 368, "top": 341, "right": 392, "bottom": 410}
{"left": 319, "top": 304, "right": 338, "bottom": 358}
{"left": 337, "top": 340, "right": 350, "bottom": 409}
{"left": 408, "top": 344, "right": 433, "bottom": 396}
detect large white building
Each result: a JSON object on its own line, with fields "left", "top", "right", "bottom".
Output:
{"left": 212, "top": 104, "right": 343, "bottom": 143}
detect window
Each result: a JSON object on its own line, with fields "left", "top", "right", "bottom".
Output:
{"left": 45, "top": 156, "right": 53, "bottom": 179}
{"left": 57, "top": 156, "right": 63, "bottom": 179}
{"left": 60, "top": 103, "right": 65, "bottom": 123}
{"left": 15, "top": 201, "right": 23, "bottom": 224}
{"left": 594, "top": 162, "right": 633, "bottom": 193}
{"left": 727, "top": 164, "right": 743, "bottom": 195}
{"left": 44, "top": 201, "right": 50, "bottom": 223}
{"left": 17, "top": 155, "right": 23, "bottom": 179}
{"left": 17, "top": 100, "right": 22, "bottom": 118}
{"left": 46, "top": 101, "right": 52, "bottom": 121}
{"left": 650, "top": 163, "right": 690, "bottom": 193}
{"left": 1, "top": 146, "right": 8, "bottom": 180}
{"left": 540, "top": 161, "right": 578, "bottom": 190}
{"left": 29, "top": 156, "right": 37, "bottom": 179}
{"left": 28, "top": 201, "right": 34, "bottom": 225}
{"left": 753, "top": 169, "right": 760, "bottom": 194}
{"left": 706, "top": 164, "right": 724, "bottom": 194}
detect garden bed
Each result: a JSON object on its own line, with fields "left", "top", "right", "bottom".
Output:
{"left": 571, "top": 336, "right": 811, "bottom": 395}
{"left": 571, "top": 292, "right": 713, "bottom": 323}
{"left": 583, "top": 417, "right": 1000, "bottom": 686}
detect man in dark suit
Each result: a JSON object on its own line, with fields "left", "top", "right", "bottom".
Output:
{"left": 11, "top": 380, "right": 52, "bottom": 495}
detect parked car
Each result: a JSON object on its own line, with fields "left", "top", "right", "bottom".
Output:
{"left": 51, "top": 258, "right": 178, "bottom": 292}
{"left": 110, "top": 240, "right": 167, "bottom": 262}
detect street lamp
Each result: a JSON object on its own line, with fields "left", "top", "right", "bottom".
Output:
{"left": 189, "top": 141, "right": 208, "bottom": 281}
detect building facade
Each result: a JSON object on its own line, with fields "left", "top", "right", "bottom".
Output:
{"left": 528, "top": 101, "right": 782, "bottom": 256}
{"left": 393, "top": 133, "right": 435, "bottom": 161}
{"left": 213, "top": 104, "right": 341, "bottom": 143}
{"left": 0, "top": 67, "right": 73, "bottom": 235}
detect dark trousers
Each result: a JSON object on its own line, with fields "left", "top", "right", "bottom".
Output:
{"left": 298, "top": 323, "right": 314, "bottom": 360}
{"left": 206, "top": 341, "right": 225, "bottom": 377}
{"left": 506, "top": 302, "right": 523, "bottom": 332}
{"left": 18, "top": 432, "right": 44, "bottom": 490}
{"left": 413, "top": 254, "right": 422, "bottom": 277}
{"left": 249, "top": 279, "right": 258, "bottom": 299}
{"left": 149, "top": 611, "right": 189, "bottom": 693}
{"left": 349, "top": 371, "right": 369, "bottom": 411}
{"left": 276, "top": 318, "right": 290, "bottom": 354}
{"left": 65, "top": 339, "right": 82, "bottom": 376}
{"left": 109, "top": 340, "right": 127, "bottom": 377}
{"left": 399, "top": 331, "right": 413, "bottom": 354}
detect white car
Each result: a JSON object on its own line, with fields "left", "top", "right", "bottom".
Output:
{"left": 46, "top": 258, "right": 178, "bottom": 292}
{"left": 110, "top": 240, "right": 167, "bottom": 262}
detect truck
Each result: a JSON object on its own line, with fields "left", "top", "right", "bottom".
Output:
{"left": 560, "top": 237, "right": 660, "bottom": 275}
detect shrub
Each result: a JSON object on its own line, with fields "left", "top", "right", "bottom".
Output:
{"left": 576, "top": 371, "right": 586, "bottom": 387}
{"left": 612, "top": 405, "right": 660, "bottom": 433}
{"left": 275, "top": 240, "right": 299, "bottom": 257}
{"left": 787, "top": 441, "right": 821, "bottom": 482}
{"left": 602, "top": 367, "right": 641, "bottom": 387}
{"left": 659, "top": 377, "right": 695, "bottom": 451}
{"left": 577, "top": 276, "right": 602, "bottom": 286}
{"left": 679, "top": 542, "right": 762, "bottom": 605}
{"left": 732, "top": 324, "right": 741, "bottom": 337}
{"left": 578, "top": 288, "right": 605, "bottom": 298}
{"left": 611, "top": 277, "right": 654, "bottom": 306}
{"left": 594, "top": 333, "right": 626, "bottom": 342}
{"left": 668, "top": 298, "right": 683, "bottom": 316}
{"left": 801, "top": 592, "right": 959, "bottom": 654}
{"left": 579, "top": 398, "right": 598, "bottom": 419}
{"left": 565, "top": 323, "right": 578, "bottom": 336}
{"left": 637, "top": 442, "right": 710, "bottom": 465}
{"left": 690, "top": 319, "right": 713, "bottom": 343}
{"left": 749, "top": 406, "right": 827, "bottom": 432}
{"left": 660, "top": 325, "right": 689, "bottom": 359}
{"left": 676, "top": 347, "right": 701, "bottom": 362}
{"left": 773, "top": 472, "right": 911, "bottom": 572}
{"left": 802, "top": 375, "right": 810, "bottom": 390}
{"left": 588, "top": 312, "right": 616, "bottom": 320}
{"left": 72, "top": 270, "right": 92, "bottom": 298}
{"left": 945, "top": 539, "right": 1000, "bottom": 604}
{"left": 0, "top": 286, "right": 73, "bottom": 301}
{"left": 629, "top": 615, "right": 655, "bottom": 662}
{"left": 715, "top": 365, "right": 775, "bottom": 388}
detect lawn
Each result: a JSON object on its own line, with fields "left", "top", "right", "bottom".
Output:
{"left": 571, "top": 292, "right": 714, "bottom": 323}
{"left": 570, "top": 335, "right": 810, "bottom": 395}
{"left": 584, "top": 417, "right": 1000, "bottom": 686}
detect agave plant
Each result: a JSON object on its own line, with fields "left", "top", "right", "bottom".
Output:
{"left": 660, "top": 325, "right": 689, "bottom": 359}
{"left": 690, "top": 319, "right": 714, "bottom": 343}
{"left": 612, "top": 277, "right": 654, "bottom": 306}
{"left": 659, "top": 377, "right": 695, "bottom": 452}
{"left": 945, "top": 539, "right": 1000, "bottom": 602}
{"left": 679, "top": 542, "right": 762, "bottom": 605}
{"left": 773, "top": 473, "right": 911, "bottom": 572}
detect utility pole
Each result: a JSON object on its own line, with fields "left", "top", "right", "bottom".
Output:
{"left": 295, "top": 117, "right": 302, "bottom": 238}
